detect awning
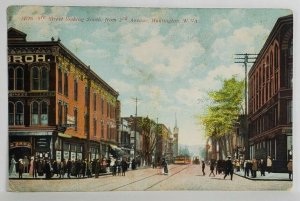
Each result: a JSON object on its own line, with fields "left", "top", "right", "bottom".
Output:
{"left": 110, "top": 144, "right": 122, "bottom": 151}
{"left": 9, "top": 131, "right": 52, "bottom": 136}
{"left": 58, "top": 132, "right": 72, "bottom": 138}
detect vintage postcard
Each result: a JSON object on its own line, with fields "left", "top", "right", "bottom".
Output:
{"left": 6, "top": 5, "right": 293, "bottom": 192}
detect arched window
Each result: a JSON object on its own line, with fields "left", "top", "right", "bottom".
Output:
{"left": 8, "top": 67, "right": 14, "bottom": 90}
{"left": 274, "top": 44, "right": 279, "bottom": 70}
{"left": 32, "top": 67, "right": 40, "bottom": 90}
{"left": 58, "top": 68, "right": 63, "bottom": 93}
{"left": 74, "top": 108, "right": 78, "bottom": 131}
{"left": 288, "top": 39, "right": 293, "bottom": 57}
{"left": 15, "top": 101, "right": 24, "bottom": 125}
{"left": 9, "top": 102, "right": 14, "bottom": 125}
{"left": 64, "top": 72, "right": 68, "bottom": 96}
{"left": 40, "top": 67, "right": 49, "bottom": 90}
{"left": 270, "top": 52, "right": 273, "bottom": 76}
{"left": 15, "top": 67, "right": 24, "bottom": 90}
{"left": 31, "top": 101, "right": 39, "bottom": 125}
{"left": 41, "top": 101, "right": 48, "bottom": 125}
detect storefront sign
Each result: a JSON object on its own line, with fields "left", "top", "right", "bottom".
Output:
{"left": 56, "top": 151, "right": 62, "bottom": 162}
{"left": 8, "top": 54, "right": 49, "bottom": 63}
{"left": 9, "top": 141, "right": 31, "bottom": 149}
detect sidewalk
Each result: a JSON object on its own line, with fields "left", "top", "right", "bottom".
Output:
{"left": 8, "top": 165, "right": 151, "bottom": 180}
{"left": 234, "top": 170, "right": 292, "bottom": 181}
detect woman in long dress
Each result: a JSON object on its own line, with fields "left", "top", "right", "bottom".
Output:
{"left": 29, "top": 157, "right": 34, "bottom": 176}
{"left": 9, "top": 157, "right": 17, "bottom": 176}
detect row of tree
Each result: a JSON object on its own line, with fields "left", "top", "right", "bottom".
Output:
{"left": 197, "top": 76, "right": 244, "bottom": 160}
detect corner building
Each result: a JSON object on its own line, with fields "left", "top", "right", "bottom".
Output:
{"left": 8, "top": 27, "right": 119, "bottom": 162}
{"left": 248, "top": 15, "right": 293, "bottom": 172}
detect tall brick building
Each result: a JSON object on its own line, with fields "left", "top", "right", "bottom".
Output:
{"left": 248, "top": 15, "right": 293, "bottom": 172}
{"left": 8, "top": 27, "right": 119, "bottom": 162}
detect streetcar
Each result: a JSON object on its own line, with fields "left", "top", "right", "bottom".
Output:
{"left": 174, "top": 155, "right": 191, "bottom": 164}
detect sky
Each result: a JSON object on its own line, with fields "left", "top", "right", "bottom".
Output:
{"left": 7, "top": 6, "right": 292, "bottom": 146}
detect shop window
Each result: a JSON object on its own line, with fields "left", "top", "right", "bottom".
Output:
{"left": 9, "top": 102, "right": 14, "bottom": 125}
{"left": 31, "top": 101, "right": 39, "bottom": 125}
{"left": 15, "top": 67, "right": 24, "bottom": 90}
{"left": 8, "top": 67, "right": 14, "bottom": 90}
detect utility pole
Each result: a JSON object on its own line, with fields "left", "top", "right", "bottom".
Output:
{"left": 132, "top": 97, "right": 141, "bottom": 159}
{"left": 234, "top": 53, "right": 258, "bottom": 115}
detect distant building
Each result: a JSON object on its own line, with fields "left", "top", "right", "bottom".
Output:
{"left": 248, "top": 15, "right": 293, "bottom": 172}
{"left": 173, "top": 116, "right": 179, "bottom": 158}
{"left": 8, "top": 27, "right": 119, "bottom": 162}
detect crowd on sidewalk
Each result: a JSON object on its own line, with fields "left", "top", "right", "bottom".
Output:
{"left": 9, "top": 155, "right": 135, "bottom": 179}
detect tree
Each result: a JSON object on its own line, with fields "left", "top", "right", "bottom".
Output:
{"left": 197, "top": 76, "right": 244, "bottom": 159}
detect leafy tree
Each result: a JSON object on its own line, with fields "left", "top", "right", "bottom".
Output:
{"left": 197, "top": 76, "right": 244, "bottom": 159}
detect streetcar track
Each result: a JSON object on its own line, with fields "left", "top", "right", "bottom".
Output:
{"left": 109, "top": 165, "right": 184, "bottom": 191}
{"left": 144, "top": 165, "right": 191, "bottom": 190}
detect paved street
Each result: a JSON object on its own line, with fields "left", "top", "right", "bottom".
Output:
{"left": 8, "top": 164, "right": 292, "bottom": 191}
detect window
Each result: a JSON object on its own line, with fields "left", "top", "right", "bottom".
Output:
{"left": 9, "top": 102, "right": 14, "bottom": 125}
{"left": 58, "top": 102, "right": 63, "bottom": 126}
{"left": 41, "top": 67, "right": 49, "bottom": 90}
{"left": 74, "top": 79, "right": 78, "bottom": 101}
{"left": 8, "top": 67, "right": 14, "bottom": 90}
{"left": 84, "top": 113, "right": 88, "bottom": 134}
{"left": 107, "top": 124, "right": 110, "bottom": 139}
{"left": 270, "top": 52, "right": 273, "bottom": 77}
{"left": 64, "top": 104, "right": 68, "bottom": 125}
{"left": 274, "top": 44, "right": 279, "bottom": 70}
{"left": 74, "top": 108, "right": 78, "bottom": 131}
{"left": 58, "top": 68, "right": 62, "bottom": 93}
{"left": 94, "top": 118, "right": 97, "bottom": 137}
{"left": 289, "top": 39, "right": 293, "bottom": 57}
{"left": 101, "top": 121, "right": 104, "bottom": 138}
{"left": 15, "top": 101, "right": 24, "bottom": 125}
{"left": 15, "top": 67, "right": 24, "bottom": 90}
{"left": 94, "top": 93, "right": 97, "bottom": 111}
{"left": 32, "top": 67, "right": 40, "bottom": 90}
{"left": 107, "top": 102, "right": 110, "bottom": 117}
{"left": 85, "top": 86, "right": 88, "bottom": 107}
{"left": 64, "top": 72, "right": 68, "bottom": 96}
{"left": 101, "top": 98, "right": 104, "bottom": 115}
{"left": 287, "top": 100, "right": 293, "bottom": 123}
{"left": 31, "top": 101, "right": 39, "bottom": 125}
{"left": 41, "top": 101, "right": 48, "bottom": 125}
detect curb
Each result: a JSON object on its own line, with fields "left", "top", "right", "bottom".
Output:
{"left": 233, "top": 172, "right": 292, "bottom": 181}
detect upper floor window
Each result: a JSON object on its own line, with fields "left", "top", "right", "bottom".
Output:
{"left": 274, "top": 44, "right": 279, "bottom": 70}
{"left": 74, "top": 108, "right": 78, "bottom": 131}
{"left": 64, "top": 72, "right": 68, "bottom": 96}
{"left": 41, "top": 101, "right": 48, "bottom": 125}
{"left": 288, "top": 39, "right": 293, "bottom": 57}
{"left": 94, "top": 93, "right": 97, "bottom": 111}
{"left": 74, "top": 79, "right": 78, "bottom": 101}
{"left": 15, "top": 67, "right": 24, "bottom": 90}
{"left": 287, "top": 100, "right": 293, "bottom": 123}
{"left": 15, "top": 101, "right": 24, "bottom": 125}
{"left": 270, "top": 52, "right": 273, "bottom": 77}
{"left": 8, "top": 67, "right": 15, "bottom": 90}
{"left": 9, "top": 102, "right": 14, "bottom": 125}
{"left": 58, "top": 68, "right": 63, "bottom": 93}
{"left": 31, "top": 66, "right": 49, "bottom": 90}
{"left": 85, "top": 86, "right": 88, "bottom": 107}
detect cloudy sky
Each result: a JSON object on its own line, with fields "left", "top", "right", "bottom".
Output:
{"left": 7, "top": 6, "right": 291, "bottom": 146}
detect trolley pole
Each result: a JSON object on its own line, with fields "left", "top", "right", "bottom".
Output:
{"left": 132, "top": 97, "right": 140, "bottom": 159}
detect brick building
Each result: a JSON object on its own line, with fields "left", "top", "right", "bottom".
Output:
{"left": 8, "top": 27, "right": 119, "bottom": 162}
{"left": 248, "top": 15, "right": 293, "bottom": 172}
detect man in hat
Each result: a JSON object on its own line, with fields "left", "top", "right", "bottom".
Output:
{"left": 224, "top": 156, "right": 233, "bottom": 180}
{"left": 267, "top": 156, "right": 272, "bottom": 174}
{"left": 18, "top": 159, "right": 24, "bottom": 179}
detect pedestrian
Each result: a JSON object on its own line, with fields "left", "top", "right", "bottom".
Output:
{"left": 66, "top": 159, "right": 72, "bottom": 179}
{"left": 9, "top": 157, "right": 17, "bottom": 176}
{"left": 209, "top": 160, "right": 215, "bottom": 177}
{"left": 121, "top": 159, "right": 127, "bottom": 176}
{"left": 287, "top": 159, "right": 293, "bottom": 181}
{"left": 201, "top": 160, "right": 205, "bottom": 176}
{"left": 236, "top": 160, "right": 240, "bottom": 172}
{"left": 161, "top": 158, "right": 168, "bottom": 175}
{"left": 59, "top": 159, "right": 65, "bottom": 178}
{"left": 52, "top": 160, "right": 58, "bottom": 177}
{"left": 18, "top": 159, "right": 24, "bottom": 179}
{"left": 252, "top": 159, "right": 258, "bottom": 178}
{"left": 44, "top": 160, "right": 52, "bottom": 179}
{"left": 244, "top": 160, "right": 250, "bottom": 177}
{"left": 259, "top": 159, "right": 266, "bottom": 176}
{"left": 29, "top": 156, "right": 35, "bottom": 177}
{"left": 23, "top": 156, "right": 29, "bottom": 173}
{"left": 223, "top": 156, "right": 233, "bottom": 180}
{"left": 267, "top": 156, "right": 272, "bottom": 173}
{"left": 82, "top": 160, "right": 87, "bottom": 178}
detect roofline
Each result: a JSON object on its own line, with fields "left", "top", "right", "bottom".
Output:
{"left": 7, "top": 29, "right": 119, "bottom": 97}
{"left": 249, "top": 14, "right": 293, "bottom": 75}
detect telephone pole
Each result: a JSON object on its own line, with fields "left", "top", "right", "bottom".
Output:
{"left": 234, "top": 53, "right": 258, "bottom": 115}
{"left": 132, "top": 97, "right": 141, "bottom": 159}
